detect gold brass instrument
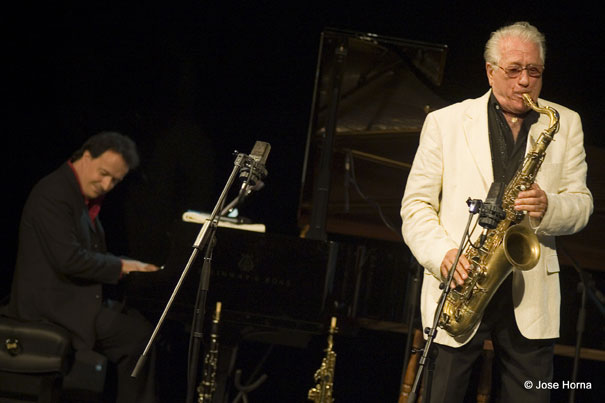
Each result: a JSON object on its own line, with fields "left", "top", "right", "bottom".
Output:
{"left": 439, "top": 93, "right": 560, "bottom": 337}
{"left": 308, "top": 317, "right": 338, "bottom": 403}
{"left": 198, "top": 302, "right": 222, "bottom": 403}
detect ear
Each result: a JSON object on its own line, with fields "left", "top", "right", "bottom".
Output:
{"left": 486, "top": 63, "right": 495, "bottom": 87}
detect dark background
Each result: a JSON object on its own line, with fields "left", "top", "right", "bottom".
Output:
{"left": 3, "top": 2, "right": 604, "bottom": 402}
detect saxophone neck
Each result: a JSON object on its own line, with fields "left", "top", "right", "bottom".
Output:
{"left": 522, "top": 93, "right": 560, "bottom": 137}
{"left": 327, "top": 316, "right": 338, "bottom": 350}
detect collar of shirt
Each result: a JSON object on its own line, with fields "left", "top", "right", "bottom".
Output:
{"left": 67, "top": 160, "right": 104, "bottom": 224}
{"left": 487, "top": 93, "right": 538, "bottom": 183}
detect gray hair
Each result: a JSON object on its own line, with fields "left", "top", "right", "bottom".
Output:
{"left": 484, "top": 21, "right": 546, "bottom": 66}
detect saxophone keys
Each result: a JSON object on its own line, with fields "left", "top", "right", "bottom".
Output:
{"left": 439, "top": 313, "right": 450, "bottom": 326}
{"left": 473, "top": 284, "right": 487, "bottom": 295}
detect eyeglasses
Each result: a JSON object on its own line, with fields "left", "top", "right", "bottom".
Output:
{"left": 496, "top": 64, "right": 544, "bottom": 78}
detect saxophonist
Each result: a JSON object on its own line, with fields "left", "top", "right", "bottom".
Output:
{"left": 400, "top": 21, "right": 592, "bottom": 403}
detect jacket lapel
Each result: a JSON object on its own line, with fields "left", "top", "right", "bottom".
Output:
{"left": 462, "top": 91, "right": 493, "bottom": 191}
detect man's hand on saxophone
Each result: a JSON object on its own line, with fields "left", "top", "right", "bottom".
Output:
{"left": 441, "top": 249, "right": 471, "bottom": 289}
{"left": 514, "top": 182, "right": 548, "bottom": 219}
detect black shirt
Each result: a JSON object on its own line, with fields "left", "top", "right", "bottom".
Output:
{"left": 487, "top": 93, "right": 539, "bottom": 184}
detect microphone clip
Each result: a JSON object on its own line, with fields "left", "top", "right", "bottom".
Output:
{"left": 478, "top": 203, "right": 506, "bottom": 230}
{"left": 478, "top": 182, "right": 506, "bottom": 230}
{"left": 238, "top": 141, "right": 271, "bottom": 191}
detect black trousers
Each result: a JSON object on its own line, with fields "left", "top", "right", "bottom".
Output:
{"left": 427, "top": 276, "right": 555, "bottom": 403}
{"left": 94, "top": 305, "right": 158, "bottom": 403}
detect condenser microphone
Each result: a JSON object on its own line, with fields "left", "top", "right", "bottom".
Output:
{"left": 239, "top": 141, "right": 271, "bottom": 192}
{"left": 479, "top": 182, "right": 505, "bottom": 229}
{"left": 477, "top": 182, "right": 506, "bottom": 246}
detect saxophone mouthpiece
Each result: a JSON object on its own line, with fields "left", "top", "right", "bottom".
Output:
{"left": 522, "top": 93, "right": 535, "bottom": 106}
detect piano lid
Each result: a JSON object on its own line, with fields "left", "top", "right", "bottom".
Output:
{"left": 315, "top": 28, "right": 448, "bottom": 135}
{"left": 298, "top": 28, "right": 449, "bottom": 242}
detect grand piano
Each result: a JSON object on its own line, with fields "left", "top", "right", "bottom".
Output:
{"left": 125, "top": 28, "right": 605, "bottom": 402}
{"left": 126, "top": 28, "right": 450, "bottom": 338}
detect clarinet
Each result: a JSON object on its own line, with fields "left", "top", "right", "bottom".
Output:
{"left": 198, "top": 301, "right": 222, "bottom": 403}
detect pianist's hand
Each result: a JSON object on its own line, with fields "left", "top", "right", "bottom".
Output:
{"left": 121, "top": 259, "right": 161, "bottom": 275}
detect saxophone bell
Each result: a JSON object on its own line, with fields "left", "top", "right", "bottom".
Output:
{"left": 503, "top": 224, "right": 541, "bottom": 271}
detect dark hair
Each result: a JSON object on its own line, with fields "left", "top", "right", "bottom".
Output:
{"left": 71, "top": 131, "right": 140, "bottom": 169}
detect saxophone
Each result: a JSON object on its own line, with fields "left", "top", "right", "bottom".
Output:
{"left": 439, "top": 93, "right": 560, "bottom": 337}
{"left": 198, "top": 302, "right": 222, "bottom": 403}
{"left": 308, "top": 317, "right": 338, "bottom": 403}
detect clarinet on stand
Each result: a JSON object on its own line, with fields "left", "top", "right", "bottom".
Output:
{"left": 197, "top": 302, "right": 222, "bottom": 403}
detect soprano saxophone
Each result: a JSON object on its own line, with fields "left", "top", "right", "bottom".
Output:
{"left": 308, "top": 317, "right": 338, "bottom": 403}
{"left": 198, "top": 302, "right": 222, "bottom": 403}
{"left": 438, "top": 93, "right": 560, "bottom": 337}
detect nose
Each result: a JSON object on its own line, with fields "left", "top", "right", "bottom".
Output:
{"left": 101, "top": 176, "right": 114, "bottom": 192}
{"left": 518, "top": 69, "right": 530, "bottom": 86}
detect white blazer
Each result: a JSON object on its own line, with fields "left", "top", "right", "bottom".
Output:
{"left": 401, "top": 90, "right": 593, "bottom": 347}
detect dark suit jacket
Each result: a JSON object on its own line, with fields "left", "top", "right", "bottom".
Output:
{"left": 8, "top": 162, "right": 122, "bottom": 349}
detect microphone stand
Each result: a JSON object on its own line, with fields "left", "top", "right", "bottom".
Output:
{"left": 408, "top": 198, "right": 482, "bottom": 403}
{"left": 559, "top": 245, "right": 605, "bottom": 403}
{"left": 559, "top": 246, "right": 587, "bottom": 403}
{"left": 131, "top": 151, "right": 251, "bottom": 403}
{"left": 186, "top": 234, "right": 216, "bottom": 403}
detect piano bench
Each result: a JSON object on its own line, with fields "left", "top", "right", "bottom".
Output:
{"left": 0, "top": 315, "right": 109, "bottom": 403}
{"left": 0, "top": 316, "right": 73, "bottom": 403}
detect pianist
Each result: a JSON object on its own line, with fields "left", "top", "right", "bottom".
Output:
{"left": 7, "top": 132, "right": 159, "bottom": 402}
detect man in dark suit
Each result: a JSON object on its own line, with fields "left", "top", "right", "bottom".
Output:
{"left": 8, "top": 131, "right": 159, "bottom": 402}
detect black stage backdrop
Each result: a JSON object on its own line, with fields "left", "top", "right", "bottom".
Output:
{"left": 3, "top": 2, "right": 604, "bottom": 402}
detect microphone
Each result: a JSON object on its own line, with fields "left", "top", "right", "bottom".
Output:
{"left": 221, "top": 141, "right": 271, "bottom": 218}
{"left": 477, "top": 182, "right": 506, "bottom": 246}
{"left": 238, "top": 141, "right": 271, "bottom": 193}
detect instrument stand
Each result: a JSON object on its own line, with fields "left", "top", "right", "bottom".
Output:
{"left": 408, "top": 198, "right": 482, "bottom": 402}
{"left": 131, "top": 151, "right": 255, "bottom": 403}
{"left": 231, "top": 345, "right": 271, "bottom": 403}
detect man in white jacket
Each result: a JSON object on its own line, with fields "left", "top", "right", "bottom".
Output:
{"left": 401, "top": 21, "right": 592, "bottom": 402}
